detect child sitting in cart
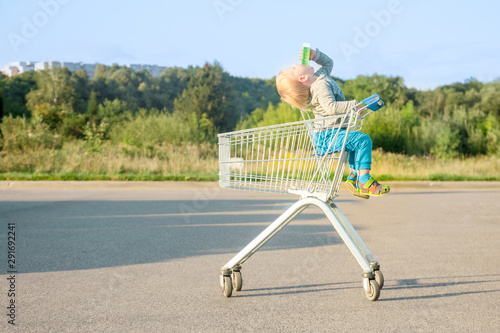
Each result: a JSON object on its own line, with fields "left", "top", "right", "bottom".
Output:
{"left": 276, "top": 46, "right": 390, "bottom": 198}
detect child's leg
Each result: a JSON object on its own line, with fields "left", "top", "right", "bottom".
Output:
{"left": 331, "top": 130, "right": 370, "bottom": 199}
{"left": 345, "top": 161, "right": 369, "bottom": 199}
{"left": 327, "top": 129, "right": 370, "bottom": 163}
{"left": 348, "top": 151, "right": 356, "bottom": 171}
{"left": 346, "top": 152, "right": 358, "bottom": 185}
{"left": 343, "top": 131, "right": 389, "bottom": 196}
{"left": 343, "top": 131, "right": 372, "bottom": 171}
{"left": 328, "top": 130, "right": 369, "bottom": 172}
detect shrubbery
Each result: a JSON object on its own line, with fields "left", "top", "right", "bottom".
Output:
{"left": 0, "top": 64, "right": 499, "bottom": 171}
{"left": 0, "top": 116, "right": 61, "bottom": 153}
{"left": 109, "top": 109, "right": 205, "bottom": 148}
{"left": 361, "top": 102, "right": 499, "bottom": 158}
{"left": 238, "top": 76, "right": 500, "bottom": 159}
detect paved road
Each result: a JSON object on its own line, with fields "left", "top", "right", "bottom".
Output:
{"left": 1, "top": 181, "right": 499, "bottom": 332}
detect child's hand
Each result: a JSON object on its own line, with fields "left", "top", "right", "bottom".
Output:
{"left": 309, "top": 48, "right": 317, "bottom": 60}
{"left": 356, "top": 103, "right": 365, "bottom": 116}
{"left": 299, "top": 47, "right": 317, "bottom": 61}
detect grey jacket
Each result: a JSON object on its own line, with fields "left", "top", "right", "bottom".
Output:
{"left": 310, "top": 49, "right": 356, "bottom": 127}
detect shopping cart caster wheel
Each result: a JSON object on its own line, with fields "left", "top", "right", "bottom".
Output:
{"left": 364, "top": 280, "right": 380, "bottom": 301}
{"left": 222, "top": 276, "right": 233, "bottom": 297}
{"left": 374, "top": 270, "right": 384, "bottom": 289}
{"left": 232, "top": 271, "right": 243, "bottom": 291}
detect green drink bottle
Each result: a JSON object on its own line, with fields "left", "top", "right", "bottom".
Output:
{"left": 301, "top": 43, "right": 311, "bottom": 65}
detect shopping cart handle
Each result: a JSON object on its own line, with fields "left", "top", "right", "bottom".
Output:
{"left": 360, "top": 94, "right": 384, "bottom": 111}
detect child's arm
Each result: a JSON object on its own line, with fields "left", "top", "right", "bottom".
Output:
{"left": 312, "top": 83, "right": 357, "bottom": 116}
{"left": 306, "top": 47, "right": 360, "bottom": 116}
{"left": 311, "top": 49, "right": 333, "bottom": 77}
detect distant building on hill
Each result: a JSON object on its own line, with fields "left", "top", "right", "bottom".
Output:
{"left": 34, "top": 61, "right": 62, "bottom": 71}
{"left": 1, "top": 61, "right": 166, "bottom": 79}
{"left": 1, "top": 61, "right": 36, "bottom": 76}
{"left": 126, "top": 64, "right": 166, "bottom": 78}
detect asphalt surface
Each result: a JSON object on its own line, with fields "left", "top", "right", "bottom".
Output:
{"left": 1, "top": 181, "right": 499, "bottom": 332}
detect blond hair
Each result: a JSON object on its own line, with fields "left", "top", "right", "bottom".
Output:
{"left": 276, "top": 69, "right": 311, "bottom": 109}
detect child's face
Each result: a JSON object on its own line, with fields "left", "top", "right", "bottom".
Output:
{"left": 287, "top": 63, "right": 315, "bottom": 82}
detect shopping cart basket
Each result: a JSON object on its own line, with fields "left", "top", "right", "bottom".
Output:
{"left": 218, "top": 94, "right": 385, "bottom": 301}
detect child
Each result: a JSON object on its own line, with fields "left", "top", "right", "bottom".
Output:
{"left": 276, "top": 46, "right": 389, "bottom": 198}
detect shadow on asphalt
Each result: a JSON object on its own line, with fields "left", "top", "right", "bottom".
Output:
{"left": 234, "top": 281, "right": 360, "bottom": 297}
{"left": 389, "top": 190, "right": 496, "bottom": 196}
{"left": 228, "top": 274, "right": 500, "bottom": 300}
{"left": 379, "top": 274, "right": 500, "bottom": 301}
{"left": 2, "top": 199, "right": 363, "bottom": 274}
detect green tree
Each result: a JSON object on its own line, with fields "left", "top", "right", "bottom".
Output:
{"left": 91, "top": 64, "right": 139, "bottom": 110}
{"left": 481, "top": 113, "right": 500, "bottom": 155}
{"left": 414, "top": 89, "right": 446, "bottom": 119}
{"left": 0, "top": 74, "right": 4, "bottom": 120}
{"left": 174, "top": 61, "right": 237, "bottom": 136}
{"left": 230, "top": 76, "right": 280, "bottom": 121}
{"left": 431, "top": 125, "right": 460, "bottom": 159}
{"left": 87, "top": 90, "right": 98, "bottom": 123}
{"left": 342, "top": 74, "right": 408, "bottom": 107}
{"left": 478, "top": 81, "right": 500, "bottom": 116}
{"left": 97, "top": 98, "right": 128, "bottom": 120}
{"left": 157, "top": 67, "right": 191, "bottom": 111}
{"left": 26, "top": 68, "right": 77, "bottom": 129}
{"left": 1, "top": 71, "right": 36, "bottom": 118}
{"left": 237, "top": 102, "right": 302, "bottom": 129}
{"left": 70, "top": 69, "right": 90, "bottom": 114}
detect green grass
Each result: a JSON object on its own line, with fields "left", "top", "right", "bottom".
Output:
{"left": 374, "top": 174, "right": 500, "bottom": 181}
{"left": 0, "top": 172, "right": 218, "bottom": 181}
{"left": 2, "top": 172, "right": 498, "bottom": 182}
{"left": 1, "top": 141, "right": 499, "bottom": 182}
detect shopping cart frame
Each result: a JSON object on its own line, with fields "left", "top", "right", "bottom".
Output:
{"left": 218, "top": 94, "right": 385, "bottom": 301}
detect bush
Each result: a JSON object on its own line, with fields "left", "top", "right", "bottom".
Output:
{"left": 108, "top": 109, "right": 199, "bottom": 149}
{"left": 83, "top": 121, "right": 109, "bottom": 153}
{"left": 430, "top": 126, "right": 460, "bottom": 159}
{"left": 0, "top": 116, "right": 62, "bottom": 153}
{"left": 363, "top": 104, "right": 410, "bottom": 153}
{"left": 60, "top": 113, "right": 87, "bottom": 139}
{"left": 482, "top": 113, "right": 500, "bottom": 155}
{"left": 236, "top": 102, "right": 302, "bottom": 129}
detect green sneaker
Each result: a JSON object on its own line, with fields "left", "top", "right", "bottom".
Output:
{"left": 346, "top": 171, "right": 369, "bottom": 199}
{"left": 356, "top": 176, "right": 390, "bottom": 197}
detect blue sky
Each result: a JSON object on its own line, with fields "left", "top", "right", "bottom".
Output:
{"left": 1, "top": 0, "right": 499, "bottom": 90}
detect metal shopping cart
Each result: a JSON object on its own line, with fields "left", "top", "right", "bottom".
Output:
{"left": 218, "top": 94, "right": 385, "bottom": 301}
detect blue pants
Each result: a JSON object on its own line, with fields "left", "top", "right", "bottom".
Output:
{"left": 315, "top": 128, "right": 372, "bottom": 170}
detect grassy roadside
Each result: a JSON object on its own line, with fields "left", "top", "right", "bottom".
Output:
{"left": 2, "top": 173, "right": 498, "bottom": 182}
{"left": 0, "top": 172, "right": 217, "bottom": 181}
{"left": 370, "top": 149, "right": 500, "bottom": 181}
{"left": 1, "top": 142, "right": 499, "bottom": 181}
